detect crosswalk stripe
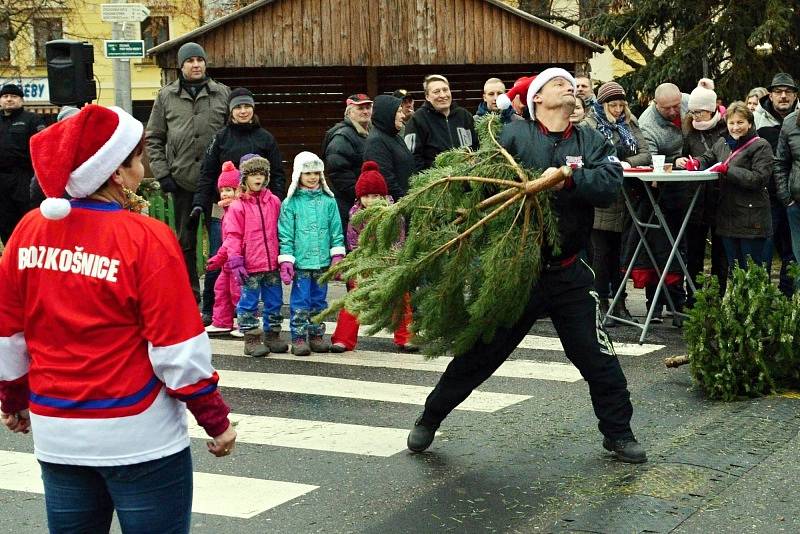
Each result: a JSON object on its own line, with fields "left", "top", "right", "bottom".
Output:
{"left": 244, "top": 320, "right": 665, "bottom": 356}
{"left": 211, "top": 339, "right": 583, "bottom": 382}
{"left": 0, "top": 450, "right": 317, "bottom": 519}
{"left": 218, "top": 370, "right": 531, "bottom": 412}
{"left": 187, "top": 413, "right": 409, "bottom": 457}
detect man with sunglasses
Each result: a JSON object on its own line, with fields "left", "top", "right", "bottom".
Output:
{"left": 755, "top": 73, "right": 799, "bottom": 296}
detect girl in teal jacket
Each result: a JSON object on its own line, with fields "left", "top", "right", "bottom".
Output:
{"left": 278, "top": 151, "right": 345, "bottom": 356}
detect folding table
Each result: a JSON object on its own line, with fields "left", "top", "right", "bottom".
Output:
{"left": 605, "top": 170, "right": 718, "bottom": 343}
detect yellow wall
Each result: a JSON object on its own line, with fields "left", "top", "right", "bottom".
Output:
{"left": 0, "top": 1, "right": 199, "bottom": 106}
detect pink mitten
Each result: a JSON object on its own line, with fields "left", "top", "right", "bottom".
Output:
{"left": 280, "top": 262, "right": 295, "bottom": 285}
{"left": 206, "top": 253, "right": 225, "bottom": 272}
{"left": 330, "top": 254, "right": 345, "bottom": 281}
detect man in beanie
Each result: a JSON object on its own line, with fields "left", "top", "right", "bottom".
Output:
{"left": 755, "top": 73, "right": 798, "bottom": 296}
{"left": 0, "top": 83, "right": 45, "bottom": 244}
{"left": 407, "top": 68, "right": 647, "bottom": 464}
{"left": 403, "top": 74, "right": 478, "bottom": 172}
{"left": 146, "top": 42, "right": 230, "bottom": 301}
{"left": 323, "top": 93, "right": 373, "bottom": 230}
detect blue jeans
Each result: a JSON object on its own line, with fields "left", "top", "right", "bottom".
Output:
{"left": 39, "top": 447, "right": 192, "bottom": 534}
{"left": 722, "top": 236, "right": 768, "bottom": 269}
{"left": 763, "top": 205, "right": 793, "bottom": 295}
{"left": 201, "top": 217, "right": 223, "bottom": 316}
{"left": 238, "top": 270, "right": 283, "bottom": 332}
{"left": 290, "top": 268, "right": 329, "bottom": 339}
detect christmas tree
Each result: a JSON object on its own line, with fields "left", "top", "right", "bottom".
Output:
{"left": 319, "top": 115, "right": 568, "bottom": 357}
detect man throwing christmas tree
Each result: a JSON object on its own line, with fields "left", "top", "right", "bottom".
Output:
{"left": 407, "top": 69, "right": 647, "bottom": 464}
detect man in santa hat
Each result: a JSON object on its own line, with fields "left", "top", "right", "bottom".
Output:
{"left": 407, "top": 68, "right": 647, "bottom": 465}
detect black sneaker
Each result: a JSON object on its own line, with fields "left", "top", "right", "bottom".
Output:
{"left": 407, "top": 416, "right": 439, "bottom": 452}
{"left": 602, "top": 437, "right": 647, "bottom": 464}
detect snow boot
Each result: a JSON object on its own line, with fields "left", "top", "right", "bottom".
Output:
{"left": 291, "top": 338, "right": 311, "bottom": 356}
{"left": 309, "top": 335, "right": 330, "bottom": 353}
{"left": 264, "top": 331, "right": 289, "bottom": 353}
{"left": 243, "top": 329, "right": 269, "bottom": 358}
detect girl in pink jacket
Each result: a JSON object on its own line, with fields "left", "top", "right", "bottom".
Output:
{"left": 204, "top": 161, "right": 243, "bottom": 337}
{"left": 213, "top": 154, "right": 287, "bottom": 356}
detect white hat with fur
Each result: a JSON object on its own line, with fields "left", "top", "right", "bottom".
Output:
{"left": 288, "top": 151, "right": 335, "bottom": 198}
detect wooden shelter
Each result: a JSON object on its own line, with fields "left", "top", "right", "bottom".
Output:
{"left": 148, "top": 0, "right": 602, "bottom": 171}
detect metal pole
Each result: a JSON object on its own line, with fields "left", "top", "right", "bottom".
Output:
{"left": 111, "top": 1, "right": 132, "bottom": 113}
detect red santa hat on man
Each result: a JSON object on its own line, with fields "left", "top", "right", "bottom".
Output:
{"left": 496, "top": 69, "right": 577, "bottom": 119}
{"left": 30, "top": 104, "right": 144, "bottom": 220}
{"left": 496, "top": 76, "right": 535, "bottom": 112}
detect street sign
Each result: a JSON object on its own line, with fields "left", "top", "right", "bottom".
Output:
{"left": 100, "top": 3, "right": 150, "bottom": 23}
{"left": 104, "top": 40, "right": 145, "bottom": 59}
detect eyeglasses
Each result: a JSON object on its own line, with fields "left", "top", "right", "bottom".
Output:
{"left": 771, "top": 89, "right": 797, "bottom": 96}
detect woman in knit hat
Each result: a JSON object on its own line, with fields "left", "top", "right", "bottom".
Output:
{"left": 675, "top": 85, "right": 729, "bottom": 303}
{"left": 190, "top": 87, "right": 286, "bottom": 325}
{"left": 330, "top": 161, "right": 417, "bottom": 353}
{"left": 584, "top": 81, "right": 651, "bottom": 325}
{"left": 0, "top": 105, "right": 235, "bottom": 532}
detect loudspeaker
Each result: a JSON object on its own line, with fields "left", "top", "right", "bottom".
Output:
{"left": 45, "top": 40, "right": 97, "bottom": 106}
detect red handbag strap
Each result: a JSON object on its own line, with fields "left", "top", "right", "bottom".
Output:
{"left": 723, "top": 136, "right": 760, "bottom": 165}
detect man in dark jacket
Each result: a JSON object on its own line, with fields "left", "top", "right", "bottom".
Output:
{"left": 0, "top": 83, "right": 45, "bottom": 244}
{"left": 406, "top": 68, "right": 646, "bottom": 464}
{"left": 755, "top": 72, "right": 798, "bottom": 296}
{"left": 363, "top": 95, "right": 415, "bottom": 200}
{"left": 323, "top": 93, "right": 372, "bottom": 229}
{"left": 403, "top": 74, "right": 479, "bottom": 172}
{"left": 145, "top": 42, "right": 230, "bottom": 301}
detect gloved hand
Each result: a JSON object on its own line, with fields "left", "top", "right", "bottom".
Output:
{"left": 206, "top": 252, "right": 225, "bottom": 272}
{"left": 684, "top": 157, "right": 700, "bottom": 171}
{"left": 158, "top": 176, "right": 179, "bottom": 194}
{"left": 330, "top": 254, "right": 344, "bottom": 281}
{"left": 226, "top": 256, "right": 248, "bottom": 286}
{"left": 187, "top": 205, "right": 203, "bottom": 232}
{"left": 280, "top": 262, "right": 295, "bottom": 285}
{"left": 716, "top": 163, "right": 728, "bottom": 175}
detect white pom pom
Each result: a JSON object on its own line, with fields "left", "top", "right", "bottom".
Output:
{"left": 41, "top": 197, "right": 71, "bottom": 220}
{"left": 496, "top": 93, "right": 512, "bottom": 110}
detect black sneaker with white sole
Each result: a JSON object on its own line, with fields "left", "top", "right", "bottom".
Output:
{"left": 407, "top": 416, "right": 439, "bottom": 452}
{"left": 602, "top": 437, "right": 647, "bottom": 463}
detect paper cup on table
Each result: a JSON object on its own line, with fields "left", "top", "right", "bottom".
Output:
{"left": 652, "top": 155, "right": 665, "bottom": 171}
{"left": 663, "top": 163, "right": 673, "bottom": 173}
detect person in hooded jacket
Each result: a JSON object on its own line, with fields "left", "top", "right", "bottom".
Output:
{"left": 363, "top": 95, "right": 416, "bottom": 200}
{"left": 190, "top": 87, "right": 286, "bottom": 324}
{"left": 680, "top": 86, "right": 729, "bottom": 302}
{"left": 403, "top": 74, "right": 478, "bottom": 172}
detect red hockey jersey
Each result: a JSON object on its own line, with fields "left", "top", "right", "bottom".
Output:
{"left": 0, "top": 200, "right": 229, "bottom": 465}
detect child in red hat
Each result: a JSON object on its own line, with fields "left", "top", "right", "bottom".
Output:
{"left": 330, "top": 161, "right": 417, "bottom": 353}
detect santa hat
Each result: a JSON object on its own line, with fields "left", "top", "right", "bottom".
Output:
{"left": 217, "top": 161, "right": 240, "bottom": 190}
{"left": 30, "top": 104, "right": 143, "bottom": 220}
{"left": 525, "top": 68, "right": 577, "bottom": 119}
{"left": 287, "top": 151, "right": 334, "bottom": 199}
{"left": 355, "top": 161, "right": 388, "bottom": 198}
{"left": 496, "top": 76, "right": 535, "bottom": 111}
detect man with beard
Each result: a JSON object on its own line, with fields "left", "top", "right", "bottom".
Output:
{"left": 406, "top": 68, "right": 646, "bottom": 464}
{"left": 755, "top": 73, "right": 798, "bottom": 296}
{"left": 146, "top": 42, "right": 230, "bottom": 302}
{"left": 0, "top": 83, "right": 45, "bottom": 243}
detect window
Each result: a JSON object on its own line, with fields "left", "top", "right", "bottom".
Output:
{"left": 141, "top": 16, "right": 169, "bottom": 54}
{"left": 33, "top": 18, "right": 63, "bottom": 64}
{"left": 0, "top": 20, "right": 11, "bottom": 63}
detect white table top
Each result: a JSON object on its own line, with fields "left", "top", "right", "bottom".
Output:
{"left": 624, "top": 169, "right": 719, "bottom": 182}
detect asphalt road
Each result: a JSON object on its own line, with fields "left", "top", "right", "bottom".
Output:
{"left": 1, "top": 288, "right": 798, "bottom": 533}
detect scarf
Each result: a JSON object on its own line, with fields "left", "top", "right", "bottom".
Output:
{"left": 692, "top": 111, "right": 721, "bottom": 131}
{"left": 591, "top": 100, "right": 637, "bottom": 153}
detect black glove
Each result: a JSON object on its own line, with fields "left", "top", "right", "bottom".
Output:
{"left": 187, "top": 206, "right": 203, "bottom": 232}
{"left": 158, "top": 176, "right": 179, "bottom": 194}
